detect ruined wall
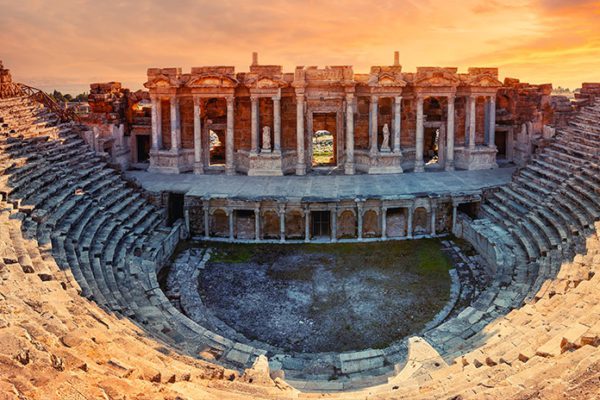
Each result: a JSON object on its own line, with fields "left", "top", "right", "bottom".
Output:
{"left": 0, "top": 61, "right": 21, "bottom": 98}
{"left": 281, "top": 94, "right": 296, "bottom": 151}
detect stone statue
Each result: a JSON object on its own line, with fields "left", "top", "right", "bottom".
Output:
{"left": 381, "top": 123, "right": 391, "bottom": 152}
{"left": 262, "top": 126, "right": 271, "bottom": 152}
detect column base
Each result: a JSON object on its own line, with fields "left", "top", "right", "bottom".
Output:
{"left": 414, "top": 160, "right": 425, "bottom": 173}
{"left": 193, "top": 161, "right": 204, "bottom": 174}
{"left": 225, "top": 165, "right": 236, "bottom": 176}
{"left": 444, "top": 161, "right": 455, "bottom": 172}
{"left": 344, "top": 162, "right": 355, "bottom": 175}
{"left": 296, "top": 163, "right": 306, "bottom": 176}
{"left": 247, "top": 152, "right": 284, "bottom": 176}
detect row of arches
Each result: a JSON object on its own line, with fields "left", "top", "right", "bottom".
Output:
{"left": 199, "top": 207, "right": 449, "bottom": 241}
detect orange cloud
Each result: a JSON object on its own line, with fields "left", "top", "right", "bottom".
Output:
{"left": 0, "top": 0, "right": 598, "bottom": 93}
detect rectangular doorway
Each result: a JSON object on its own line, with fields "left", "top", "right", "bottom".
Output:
{"left": 495, "top": 131, "right": 507, "bottom": 159}
{"left": 209, "top": 129, "right": 226, "bottom": 166}
{"left": 311, "top": 113, "right": 337, "bottom": 167}
{"left": 167, "top": 192, "right": 185, "bottom": 226}
{"left": 311, "top": 211, "right": 331, "bottom": 238}
{"left": 136, "top": 135, "right": 150, "bottom": 163}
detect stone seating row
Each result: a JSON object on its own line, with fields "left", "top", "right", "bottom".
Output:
{"left": 0, "top": 96, "right": 272, "bottom": 376}
{"left": 1, "top": 94, "right": 599, "bottom": 398}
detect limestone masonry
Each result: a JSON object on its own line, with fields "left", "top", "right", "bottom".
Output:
{"left": 1, "top": 59, "right": 600, "bottom": 399}
{"left": 80, "top": 53, "right": 599, "bottom": 178}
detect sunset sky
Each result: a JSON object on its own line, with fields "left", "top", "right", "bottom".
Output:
{"left": 1, "top": 0, "right": 599, "bottom": 94}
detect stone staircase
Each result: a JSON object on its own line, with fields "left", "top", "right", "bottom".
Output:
{"left": 0, "top": 96, "right": 267, "bottom": 374}
{"left": 1, "top": 93, "right": 599, "bottom": 399}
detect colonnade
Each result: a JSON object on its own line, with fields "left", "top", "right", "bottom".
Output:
{"left": 191, "top": 199, "right": 471, "bottom": 243}
{"left": 150, "top": 92, "right": 497, "bottom": 175}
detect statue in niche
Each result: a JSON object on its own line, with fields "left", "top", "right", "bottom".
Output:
{"left": 381, "top": 123, "right": 391, "bottom": 152}
{"left": 261, "top": 126, "right": 271, "bottom": 152}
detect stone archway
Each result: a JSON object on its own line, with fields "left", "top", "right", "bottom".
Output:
{"left": 362, "top": 210, "right": 380, "bottom": 238}
{"left": 210, "top": 209, "right": 229, "bottom": 237}
{"left": 386, "top": 208, "right": 407, "bottom": 237}
{"left": 285, "top": 211, "right": 304, "bottom": 239}
{"left": 337, "top": 210, "right": 357, "bottom": 239}
{"left": 262, "top": 210, "right": 280, "bottom": 239}
{"left": 413, "top": 207, "right": 429, "bottom": 235}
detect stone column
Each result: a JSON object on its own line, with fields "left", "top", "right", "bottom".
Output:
{"left": 203, "top": 200, "right": 210, "bottom": 239}
{"left": 452, "top": 204, "right": 458, "bottom": 233}
{"left": 464, "top": 97, "right": 470, "bottom": 146}
{"left": 331, "top": 208, "right": 337, "bottom": 242}
{"left": 357, "top": 201, "right": 364, "bottom": 241}
{"left": 469, "top": 95, "right": 476, "bottom": 150}
{"left": 369, "top": 95, "right": 379, "bottom": 156}
{"left": 279, "top": 204, "right": 286, "bottom": 243}
{"left": 250, "top": 96, "right": 259, "bottom": 154}
{"left": 414, "top": 96, "right": 425, "bottom": 172}
{"left": 345, "top": 94, "right": 355, "bottom": 175}
{"left": 225, "top": 96, "right": 235, "bottom": 175}
{"left": 151, "top": 95, "right": 160, "bottom": 150}
{"left": 488, "top": 95, "right": 496, "bottom": 148}
{"left": 430, "top": 206, "right": 437, "bottom": 236}
{"left": 407, "top": 207, "right": 414, "bottom": 239}
{"left": 381, "top": 207, "right": 387, "bottom": 239}
{"left": 296, "top": 94, "right": 306, "bottom": 175}
{"left": 228, "top": 209, "right": 234, "bottom": 241}
{"left": 193, "top": 96, "right": 203, "bottom": 174}
{"left": 273, "top": 95, "right": 281, "bottom": 153}
{"left": 393, "top": 96, "right": 402, "bottom": 153}
{"left": 445, "top": 95, "right": 455, "bottom": 171}
{"left": 304, "top": 207, "right": 310, "bottom": 242}
{"left": 254, "top": 207, "right": 260, "bottom": 241}
{"left": 170, "top": 95, "right": 180, "bottom": 152}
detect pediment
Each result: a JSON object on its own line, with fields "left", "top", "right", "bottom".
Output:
{"left": 144, "top": 75, "right": 175, "bottom": 89}
{"left": 468, "top": 74, "right": 503, "bottom": 87}
{"left": 417, "top": 74, "right": 458, "bottom": 87}
{"left": 256, "top": 77, "right": 280, "bottom": 88}
{"left": 187, "top": 75, "right": 238, "bottom": 88}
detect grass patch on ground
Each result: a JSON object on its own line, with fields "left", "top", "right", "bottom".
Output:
{"left": 197, "top": 238, "right": 455, "bottom": 352}
{"left": 209, "top": 244, "right": 254, "bottom": 263}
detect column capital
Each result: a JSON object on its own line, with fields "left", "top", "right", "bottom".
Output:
{"left": 250, "top": 95, "right": 259, "bottom": 102}
{"left": 345, "top": 93, "right": 354, "bottom": 101}
{"left": 370, "top": 94, "right": 379, "bottom": 102}
{"left": 447, "top": 94, "right": 456, "bottom": 102}
{"left": 226, "top": 96, "right": 235, "bottom": 106}
{"left": 395, "top": 95, "right": 403, "bottom": 102}
{"left": 272, "top": 94, "right": 281, "bottom": 102}
{"left": 170, "top": 95, "right": 178, "bottom": 105}
{"left": 193, "top": 95, "right": 201, "bottom": 106}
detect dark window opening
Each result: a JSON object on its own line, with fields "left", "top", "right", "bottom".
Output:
{"left": 137, "top": 135, "right": 150, "bottom": 163}
{"left": 167, "top": 192, "right": 185, "bottom": 226}
{"left": 458, "top": 202, "right": 479, "bottom": 220}
{"left": 311, "top": 211, "right": 331, "bottom": 238}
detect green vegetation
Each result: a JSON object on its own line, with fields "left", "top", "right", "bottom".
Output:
{"left": 198, "top": 239, "right": 455, "bottom": 352}
{"left": 47, "top": 90, "right": 88, "bottom": 103}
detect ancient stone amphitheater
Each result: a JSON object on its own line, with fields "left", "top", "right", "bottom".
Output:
{"left": 1, "top": 62, "right": 600, "bottom": 399}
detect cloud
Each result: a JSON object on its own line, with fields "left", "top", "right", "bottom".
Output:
{"left": 0, "top": 0, "right": 598, "bottom": 93}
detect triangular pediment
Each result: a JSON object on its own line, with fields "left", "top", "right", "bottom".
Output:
{"left": 468, "top": 74, "right": 503, "bottom": 87}
{"left": 417, "top": 74, "right": 458, "bottom": 87}
{"left": 187, "top": 75, "right": 238, "bottom": 88}
{"left": 143, "top": 74, "right": 174, "bottom": 89}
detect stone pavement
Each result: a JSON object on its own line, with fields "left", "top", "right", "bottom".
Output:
{"left": 126, "top": 167, "right": 515, "bottom": 200}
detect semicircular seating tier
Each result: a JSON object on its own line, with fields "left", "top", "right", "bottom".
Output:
{"left": 0, "top": 93, "right": 599, "bottom": 399}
